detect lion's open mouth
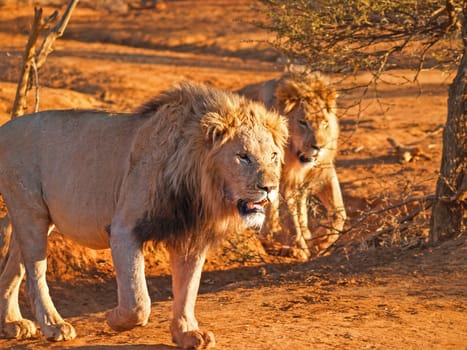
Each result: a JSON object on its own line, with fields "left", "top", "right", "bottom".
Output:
{"left": 237, "top": 199, "right": 268, "bottom": 216}
{"left": 298, "top": 153, "right": 314, "bottom": 163}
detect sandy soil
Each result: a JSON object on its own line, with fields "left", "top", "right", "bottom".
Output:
{"left": 0, "top": 1, "right": 466, "bottom": 349}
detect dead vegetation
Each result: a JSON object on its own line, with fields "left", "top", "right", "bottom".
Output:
{"left": 11, "top": 0, "right": 78, "bottom": 117}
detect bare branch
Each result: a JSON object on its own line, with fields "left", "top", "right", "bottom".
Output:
{"left": 36, "top": 0, "right": 80, "bottom": 69}
{"left": 326, "top": 195, "right": 435, "bottom": 254}
{"left": 31, "top": 58, "right": 40, "bottom": 113}
{"left": 363, "top": 199, "right": 434, "bottom": 245}
{"left": 11, "top": 1, "right": 79, "bottom": 118}
{"left": 387, "top": 137, "right": 431, "bottom": 162}
{"left": 338, "top": 194, "right": 435, "bottom": 237}
{"left": 11, "top": 7, "right": 45, "bottom": 118}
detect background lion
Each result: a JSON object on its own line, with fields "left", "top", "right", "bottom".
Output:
{"left": 239, "top": 71, "right": 346, "bottom": 260}
{"left": 0, "top": 81, "right": 288, "bottom": 349}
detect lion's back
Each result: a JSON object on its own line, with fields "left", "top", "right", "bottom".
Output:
{"left": 237, "top": 79, "right": 279, "bottom": 109}
{"left": 0, "top": 110, "right": 140, "bottom": 182}
{"left": 0, "top": 110, "right": 143, "bottom": 248}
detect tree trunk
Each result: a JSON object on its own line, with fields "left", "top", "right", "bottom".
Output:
{"left": 430, "top": 2, "right": 467, "bottom": 241}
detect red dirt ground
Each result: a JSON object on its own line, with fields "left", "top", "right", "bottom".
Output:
{"left": 0, "top": 1, "right": 466, "bottom": 349}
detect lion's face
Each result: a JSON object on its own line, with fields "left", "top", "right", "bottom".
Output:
{"left": 212, "top": 126, "right": 283, "bottom": 230}
{"left": 284, "top": 99, "right": 338, "bottom": 171}
{"left": 269, "top": 73, "right": 338, "bottom": 175}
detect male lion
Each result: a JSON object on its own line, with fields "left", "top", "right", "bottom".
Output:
{"left": 0, "top": 82, "right": 288, "bottom": 349}
{"left": 239, "top": 72, "right": 346, "bottom": 260}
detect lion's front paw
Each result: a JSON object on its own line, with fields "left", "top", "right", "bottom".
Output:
{"left": 173, "top": 330, "right": 216, "bottom": 349}
{"left": 278, "top": 244, "right": 310, "bottom": 261}
{"left": 311, "top": 234, "right": 339, "bottom": 256}
{"left": 42, "top": 322, "right": 76, "bottom": 341}
{"left": 106, "top": 306, "right": 149, "bottom": 331}
{"left": 2, "top": 319, "right": 37, "bottom": 339}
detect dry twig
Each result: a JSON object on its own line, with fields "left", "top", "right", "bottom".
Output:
{"left": 35, "top": 0, "right": 80, "bottom": 70}
{"left": 328, "top": 194, "right": 435, "bottom": 254}
{"left": 11, "top": 0, "right": 79, "bottom": 118}
{"left": 11, "top": 8, "right": 52, "bottom": 118}
{"left": 387, "top": 137, "right": 431, "bottom": 162}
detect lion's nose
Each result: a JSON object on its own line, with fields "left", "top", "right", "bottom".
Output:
{"left": 310, "top": 145, "right": 320, "bottom": 157}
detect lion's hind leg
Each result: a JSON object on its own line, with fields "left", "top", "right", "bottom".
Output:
{"left": 6, "top": 200, "right": 76, "bottom": 341}
{"left": 0, "top": 230, "right": 37, "bottom": 339}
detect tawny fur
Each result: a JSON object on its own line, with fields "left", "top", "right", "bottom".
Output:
{"left": 239, "top": 72, "right": 346, "bottom": 260}
{"left": 0, "top": 81, "right": 287, "bottom": 348}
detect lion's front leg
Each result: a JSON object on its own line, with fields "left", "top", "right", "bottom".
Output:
{"left": 169, "top": 247, "right": 215, "bottom": 350}
{"left": 259, "top": 197, "right": 282, "bottom": 256}
{"left": 313, "top": 168, "right": 346, "bottom": 253}
{"left": 106, "top": 223, "right": 151, "bottom": 331}
{"left": 285, "top": 191, "right": 310, "bottom": 260}
{"left": 260, "top": 197, "right": 281, "bottom": 241}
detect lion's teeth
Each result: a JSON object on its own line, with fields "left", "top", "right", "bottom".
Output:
{"left": 253, "top": 200, "right": 267, "bottom": 209}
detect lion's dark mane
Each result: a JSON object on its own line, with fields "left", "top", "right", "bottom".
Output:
{"left": 132, "top": 182, "right": 205, "bottom": 247}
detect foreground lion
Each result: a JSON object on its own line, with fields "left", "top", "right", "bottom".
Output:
{"left": 0, "top": 82, "right": 288, "bottom": 348}
{"left": 239, "top": 72, "right": 346, "bottom": 260}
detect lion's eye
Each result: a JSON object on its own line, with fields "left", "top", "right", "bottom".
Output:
{"left": 237, "top": 153, "right": 251, "bottom": 165}
{"left": 271, "top": 152, "right": 278, "bottom": 162}
{"left": 298, "top": 120, "right": 308, "bottom": 128}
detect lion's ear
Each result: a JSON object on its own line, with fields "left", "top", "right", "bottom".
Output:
{"left": 201, "top": 112, "right": 227, "bottom": 144}
{"left": 206, "top": 125, "right": 226, "bottom": 143}
{"left": 276, "top": 80, "right": 300, "bottom": 114}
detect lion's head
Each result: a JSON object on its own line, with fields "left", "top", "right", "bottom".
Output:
{"left": 133, "top": 82, "right": 288, "bottom": 249}
{"left": 274, "top": 72, "right": 339, "bottom": 174}
{"left": 206, "top": 117, "right": 287, "bottom": 230}
{"left": 199, "top": 85, "right": 289, "bottom": 230}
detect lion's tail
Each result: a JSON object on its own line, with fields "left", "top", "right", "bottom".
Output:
{"left": 0, "top": 215, "right": 12, "bottom": 273}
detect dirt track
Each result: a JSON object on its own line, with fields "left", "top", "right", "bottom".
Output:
{"left": 0, "top": 1, "right": 466, "bottom": 349}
